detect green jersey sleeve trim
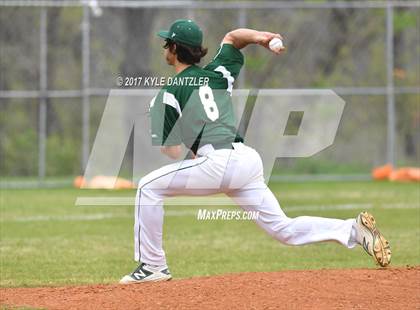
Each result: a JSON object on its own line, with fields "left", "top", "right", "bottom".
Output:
{"left": 213, "top": 43, "right": 244, "bottom": 64}
{"left": 151, "top": 104, "right": 182, "bottom": 146}
{"left": 214, "top": 65, "right": 234, "bottom": 94}
{"left": 163, "top": 92, "right": 182, "bottom": 116}
{"left": 150, "top": 91, "right": 183, "bottom": 146}
{"left": 204, "top": 43, "right": 244, "bottom": 81}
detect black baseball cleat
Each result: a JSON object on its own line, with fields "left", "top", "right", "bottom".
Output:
{"left": 119, "top": 263, "right": 172, "bottom": 284}
{"left": 355, "top": 211, "right": 391, "bottom": 267}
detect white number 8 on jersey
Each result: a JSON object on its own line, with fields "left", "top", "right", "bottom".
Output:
{"left": 199, "top": 85, "right": 219, "bottom": 121}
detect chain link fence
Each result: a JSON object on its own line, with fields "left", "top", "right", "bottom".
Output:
{"left": 0, "top": 1, "right": 419, "bottom": 185}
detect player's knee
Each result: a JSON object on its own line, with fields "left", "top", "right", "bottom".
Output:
{"left": 138, "top": 172, "right": 169, "bottom": 191}
{"left": 137, "top": 175, "right": 151, "bottom": 190}
{"left": 137, "top": 178, "right": 165, "bottom": 200}
{"left": 138, "top": 186, "right": 163, "bottom": 201}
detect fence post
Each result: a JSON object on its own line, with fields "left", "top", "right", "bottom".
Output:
{"left": 237, "top": 8, "right": 247, "bottom": 88}
{"left": 386, "top": 3, "right": 395, "bottom": 165}
{"left": 82, "top": 5, "right": 90, "bottom": 172}
{"left": 38, "top": 7, "right": 47, "bottom": 182}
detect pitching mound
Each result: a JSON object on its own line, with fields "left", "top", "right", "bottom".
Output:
{"left": 1, "top": 266, "right": 419, "bottom": 309}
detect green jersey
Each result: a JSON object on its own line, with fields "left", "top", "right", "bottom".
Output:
{"left": 150, "top": 43, "right": 244, "bottom": 153}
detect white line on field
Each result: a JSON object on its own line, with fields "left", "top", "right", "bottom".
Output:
{"left": 0, "top": 213, "right": 129, "bottom": 222}
{"left": 74, "top": 194, "right": 419, "bottom": 206}
{"left": 0, "top": 203, "right": 368, "bottom": 222}
{"left": 284, "top": 204, "right": 373, "bottom": 212}
{"left": 74, "top": 196, "right": 260, "bottom": 206}
{"left": 75, "top": 196, "right": 371, "bottom": 206}
{"left": 381, "top": 203, "right": 420, "bottom": 209}
{"left": 2, "top": 203, "right": 418, "bottom": 223}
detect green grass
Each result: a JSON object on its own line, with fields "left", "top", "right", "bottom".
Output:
{"left": 0, "top": 181, "right": 419, "bottom": 287}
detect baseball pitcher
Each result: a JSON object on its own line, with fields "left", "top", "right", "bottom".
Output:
{"left": 120, "top": 20, "right": 391, "bottom": 284}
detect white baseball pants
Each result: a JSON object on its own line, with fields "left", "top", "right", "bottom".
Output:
{"left": 134, "top": 143, "right": 357, "bottom": 266}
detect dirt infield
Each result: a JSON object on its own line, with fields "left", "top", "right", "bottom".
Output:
{"left": 1, "top": 266, "right": 419, "bottom": 309}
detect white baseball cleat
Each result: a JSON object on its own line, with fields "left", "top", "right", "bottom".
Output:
{"left": 355, "top": 211, "right": 391, "bottom": 267}
{"left": 119, "top": 263, "right": 172, "bottom": 284}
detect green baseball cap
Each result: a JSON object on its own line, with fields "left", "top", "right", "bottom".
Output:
{"left": 157, "top": 19, "right": 203, "bottom": 47}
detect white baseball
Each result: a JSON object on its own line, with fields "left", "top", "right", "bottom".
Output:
{"left": 269, "top": 38, "right": 284, "bottom": 51}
